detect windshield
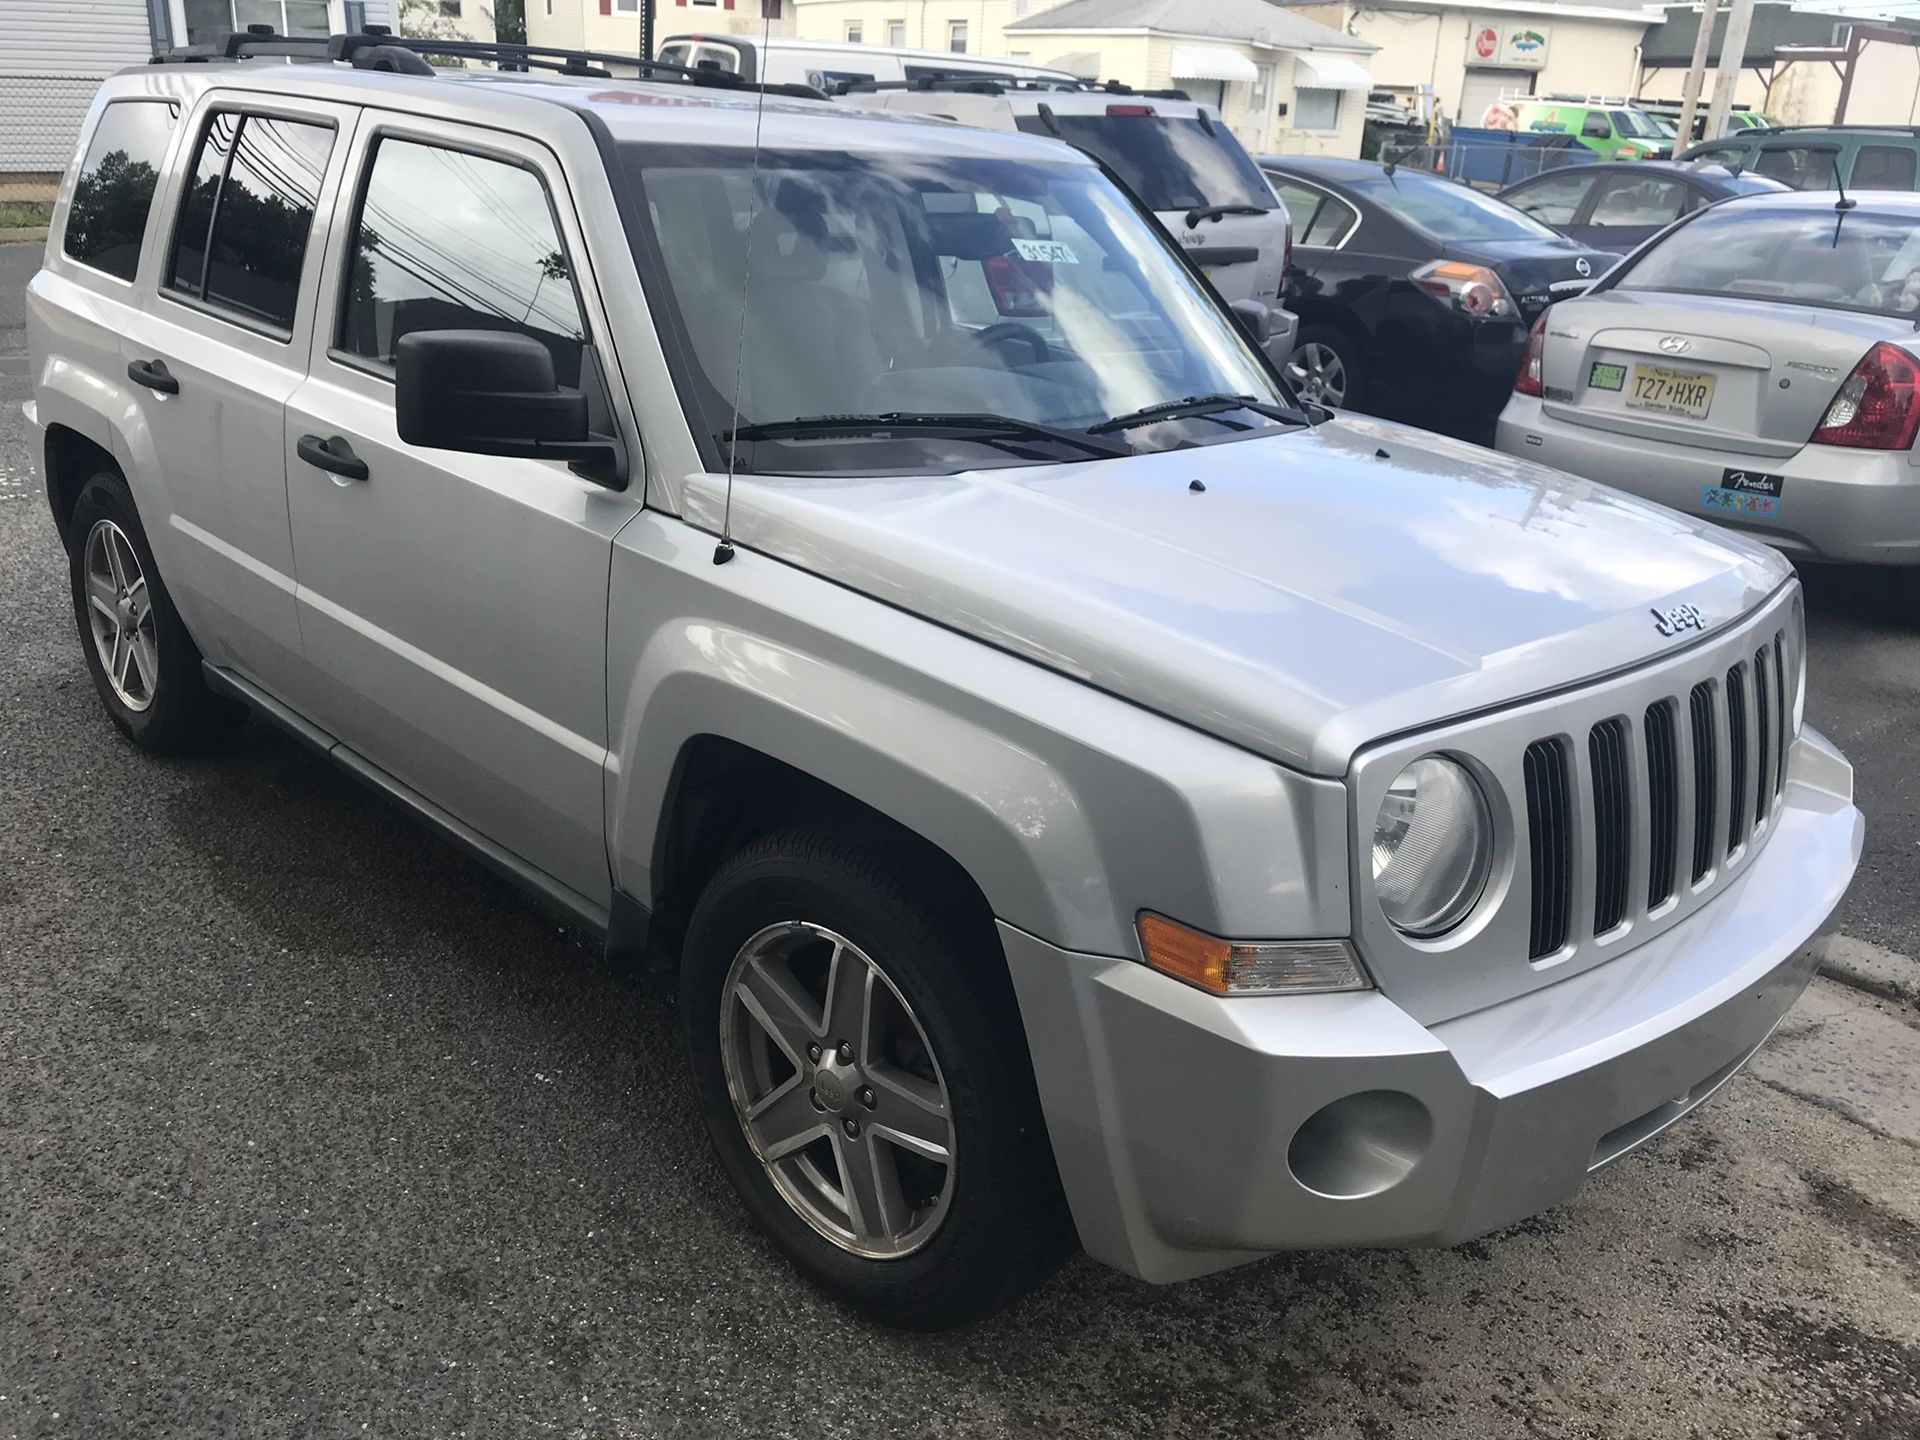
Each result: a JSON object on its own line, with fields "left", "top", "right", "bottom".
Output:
{"left": 620, "top": 145, "right": 1286, "bottom": 475}
{"left": 1612, "top": 108, "right": 1666, "bottom": 140}
{"left": 1347, "top": 173, "right": 1563, "bottom": 243}
{"left": 1616, "top": 205, "right": 1920, "bottom": 318}
{"left": 1012, "top": 112, "right": 1275, "bottom": 213}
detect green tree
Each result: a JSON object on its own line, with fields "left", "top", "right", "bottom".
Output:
{"left": 493, "top": 0, "right": 524, "bottom": 43}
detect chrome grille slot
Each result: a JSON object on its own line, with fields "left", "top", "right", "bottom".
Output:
{"left": 1772, "top": 636, "right": 1789, "bottom": 799}
{"left": 1726, "top": 663, "right": 1748, "bottom": 854}
{"left": 1524, "top": 738, "right": 1573, "bottom": 959}
{"left": 1644, "top": 700, "right": 1679, "bottom": 911}
{"left": 1753, "top": 647, "right": 1772, "bottom": 824}
{"left": 1589, "top": 718, "right": 1631, "bottom": 935}
{"left": 1689, "top": 681, "right": 1717, "bottom": 884}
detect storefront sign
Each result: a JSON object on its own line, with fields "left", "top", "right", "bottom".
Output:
{"left": 1465, "top": 22, "right": 1551, "bottom": 69}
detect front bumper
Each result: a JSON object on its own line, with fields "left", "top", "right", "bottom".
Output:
{"left": 1497, "top": 394, "right": 1920, "bottom": 566}
{"left": 1003, "top": 727, "right": 1861, "bottom": 1284}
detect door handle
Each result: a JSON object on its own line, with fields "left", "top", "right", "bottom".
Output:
{"left": 127, "top": 358, "right": 179, "bottom": 395}
{"left": 297, "top": 434, "right": 370, "bottom": 482}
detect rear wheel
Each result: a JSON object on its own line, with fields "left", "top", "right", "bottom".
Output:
{"left": 1289, "top": 328, "right": 1365, "bottom": 411}
{"left": 681, "top": 824, "right": 1068, "bottom": 1329}
{"left": 66, "top": 470, "right": 242, "bottom": 754}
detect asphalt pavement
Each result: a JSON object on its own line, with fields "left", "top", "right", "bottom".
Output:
{"left": 2, "top": 240, "right": 1918, "bottom": 1440}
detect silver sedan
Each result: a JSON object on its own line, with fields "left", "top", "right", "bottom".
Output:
{"left": 1496, "top": 190, "right": 1920, "bottom": 565}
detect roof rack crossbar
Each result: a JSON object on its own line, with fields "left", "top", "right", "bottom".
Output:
{"left": 152, "top": 28, "right": 828, "bottom": 100}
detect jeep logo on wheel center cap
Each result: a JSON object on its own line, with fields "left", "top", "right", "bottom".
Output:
{"left": 814, "top": 1070, "right": 846, "bottom": 1111}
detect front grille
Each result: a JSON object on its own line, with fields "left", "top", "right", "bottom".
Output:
{"left": 1645, "top": 700, "right": 1679, "bottom": 911}
{"left": 1523, "top": 738, "right": 1573, "bottom": 959}
{"left": 1589, "top": 718, "right": 1631, "bottom": 935}
{"left": 1520, "top": 621, "right": 1793, "bottom": 961}
{"left": 1689, "top": 681, "right": 1717, "bottom": 883}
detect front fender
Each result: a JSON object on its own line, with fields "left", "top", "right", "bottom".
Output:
{"left": 605, "top": 515, "right": 1351, "bottom": 957}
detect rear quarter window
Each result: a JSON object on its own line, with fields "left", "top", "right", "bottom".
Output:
{"left": 63, "top": 100, "right": 179, "bottom": 283}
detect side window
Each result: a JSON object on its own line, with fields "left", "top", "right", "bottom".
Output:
{"left": 1302, "top": 194, "right": 1357, "bottom": 247}
{"left": 167, "top": 112, "right": 336, "bottom": 333}
{"left": 1504, "top": 170, "right": 1594, "bottom": 226}
{"left": 1587, "top": 174, "right": 1691, "bottom": 229}
{"left": 1582, "top": 112, "right": 1613, "bottom": 140}
{"left": 63, "top": 100, "right": 179, "bottom": 282}
{"left": 1853, "top": 145, "right": 1917, "bottom": 191}
{"left": 1755, "top": 145, "right": 1824, "bottom": 189}
{"left": 336, "top": 137, "right": 586, "bottom": 385}
{"left": 1269, "top": 180, "right": 1324, "bottom": 242}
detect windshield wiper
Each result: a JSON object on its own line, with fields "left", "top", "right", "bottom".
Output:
{"left": 1186, "top": 202, "right": 1273, "bottom": 229}
{"left": 1086, "top": 393, "right": 1311, "bottom": 436}
{"left": 727, "top": 412, "right": 1128, "bottom": 460}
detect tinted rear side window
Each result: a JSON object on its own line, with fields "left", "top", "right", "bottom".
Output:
{"left": 335, "top": 138, "right": 586, "bottom": 385}
{"left": 167, "top": 112, "right": 336, "bottom": 333}
{"left": 1015, "top": 113, "right": 1274, "bottom": 212}
{"left": 1853, "top": 145, "right": 1917, "bottom": 191}
{"left": 63, "top": 101, "right": 179, "bottom": 282}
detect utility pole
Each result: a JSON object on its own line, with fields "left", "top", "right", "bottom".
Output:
{"left": 640, "top": 0, "right": 655, "bottom": 62}
{"left": 1703, "top": 0, "right": 1757, "bottom": 142}
{"left": 1674, "top": 0, "right": 1719, "bottom": 153}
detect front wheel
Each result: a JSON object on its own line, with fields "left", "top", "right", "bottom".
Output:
{"left": 681, "top": 825, "right": 1069, "bottom": 1329}
{"left": 1288, "top": 328, "right": 1365, "bottom": 411}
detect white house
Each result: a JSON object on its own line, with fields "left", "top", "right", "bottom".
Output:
{"left": 2, "top": 0, "right": 396, "bottom": 175}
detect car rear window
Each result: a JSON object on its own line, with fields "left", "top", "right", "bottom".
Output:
{"left": 63, "top": 100, "right": 179, "bottom": 283}
{"left": 1014, "top": 112, "right": 1274, "bottom": 213}
{"left": 1616, "top": 205, "right": 1920, "bottom": 318}
{"left": 1346, "top": 173, "right": 1561, "bottom": 243}
{"left": 166, "top": 112, "right": 335, "bottom": 333}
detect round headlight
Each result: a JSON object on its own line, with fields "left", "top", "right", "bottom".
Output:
{"left": 1372, "top": 757, "right": 1493, "bottom": 937}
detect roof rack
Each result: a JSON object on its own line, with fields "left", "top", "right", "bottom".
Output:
{"left": 152, "top": 25, "right": 829, "bottom": 101}
{"left": 1770, "top": 122, "right": 1920, "bottom": 136}
{"left": 830, "top": 74, "right": 1192, "bottom": 101}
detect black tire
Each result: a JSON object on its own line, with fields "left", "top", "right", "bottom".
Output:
{"left": 1291, "top": 325, "right": 1366, "bottom": 412}
{"left": 681, "top": 824, "right": 1070, "bottom": 1329}
{"left": 66, "top": 469, "right": 244, "bottom": 754}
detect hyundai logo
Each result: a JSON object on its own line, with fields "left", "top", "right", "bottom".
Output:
{"left": 1574, "top": 257, "right": 1591, "bottom": 278}
{"left": 1659, "top": 335, "right": 1692, "bottom": 355}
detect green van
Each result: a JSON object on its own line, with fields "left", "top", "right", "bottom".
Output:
{"left": 1680, "top": 125, "right": 1920, "bottom": 191}
{"left": 1511, "top": 100, "right": 1675, "bottom": 160}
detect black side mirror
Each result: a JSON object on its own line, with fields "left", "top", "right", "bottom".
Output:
{"left": 1230, "top": 298, "right": 1273, "bottom": 346}
{"left": 395, "top": 330, "right": 623, "bottom": 484}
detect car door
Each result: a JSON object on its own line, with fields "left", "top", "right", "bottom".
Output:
{"left": 1268, "top": 175, "right": 1361, "bottom": 311}
{"left": 283, "top": 118, "right": 642, "bottom": 908}
{"left": 1573, "top": 171, "right": 1695, "bottom": 253}
{"left": 116, "top": 93, "right": 356, "bottom": 708}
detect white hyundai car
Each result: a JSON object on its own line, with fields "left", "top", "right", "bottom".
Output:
{"left": 1497, "top": 188, "right": 1920, "bottom": 566}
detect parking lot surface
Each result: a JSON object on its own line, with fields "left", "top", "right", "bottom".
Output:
{"left": 3, "top": 240, "right": 1918, "bottom": 1439}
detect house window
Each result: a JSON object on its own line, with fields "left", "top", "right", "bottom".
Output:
{"left": 182, "top": 0, "right": 330, "bottom": 43}
{"left": 1295, "top": 87, "right": 1341, "bottom": 132}
{"left": 438, "top": 0, "right": 462, "bottom": 14}
{"left": 887, "top": 18, "right": 904, "bottom": 46}
{"left": 615, "top": 0, "right": 639, "bottom": 11}
{"left": 948, "top": 19, "right": 967, "bottom": 52}
{"left": 847, "top": 20, "right": 862, "bottom": 42}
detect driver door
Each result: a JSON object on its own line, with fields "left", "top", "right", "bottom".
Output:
{"left": 283, "top": 117, "right": 642, "bottom": 908}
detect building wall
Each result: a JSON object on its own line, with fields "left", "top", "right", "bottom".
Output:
{"left": 1304, "top": 3, "right": 1646, "bottom": 122}
{"left": 529, "top": 0, "right": 795, "bottom": 54}
{"left": 792, "top": 0, "right": 1028, "bottom": 55}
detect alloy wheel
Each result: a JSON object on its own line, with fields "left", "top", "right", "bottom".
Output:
{"left": 719, "top": 920, "right": 955, "bottom": 1259}
{"left": 1287, "top": 342, "right": 1348, "bottom": 408}
{"left": 82, "top": 519, "right": 159, "bottom": 713}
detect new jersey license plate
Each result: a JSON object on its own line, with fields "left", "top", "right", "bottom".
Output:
{"left": 1626, "top": 364, "right": 1715, "bottom": 419}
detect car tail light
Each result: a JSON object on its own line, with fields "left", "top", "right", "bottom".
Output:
{"left": 1813, "top": 342, "right": 1920, "bottom": 450}
{"left": 983, "top": 253, "right": 1051, "bottom": 317}
{"left": 1514, "top": 308, "right": 1549, "bottom": 396}
{"left": 1106, "top": 103, "right": 1155, "bottom": 116}
{"left": 1411, "top": 259, "right": 1517, "bottom": 319}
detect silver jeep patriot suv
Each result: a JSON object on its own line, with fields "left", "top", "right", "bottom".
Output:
{"left": 26, "top": 33, "right": 1862, "bottom": 1329}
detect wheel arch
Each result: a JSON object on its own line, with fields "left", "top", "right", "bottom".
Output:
{"left": 42, "top": 423, "right": 120, "bottom": 548}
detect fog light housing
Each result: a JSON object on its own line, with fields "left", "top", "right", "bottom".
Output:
{"left": 1136, "top": 913, "right": 1369, "bottom": 996}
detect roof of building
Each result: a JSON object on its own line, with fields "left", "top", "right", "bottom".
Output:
{"left": 1642, "top": 1, "right": 1920, "bottom": 66}
{"left": 1006, "top": 0, "right": 1376, "bottom": 52}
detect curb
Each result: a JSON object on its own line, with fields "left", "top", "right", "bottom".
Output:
{"left": 0, "top": 228, "right": 48, "bottom": 244}
{"left": 1820, "top": 936, "right": 1920, "bottom": 1008}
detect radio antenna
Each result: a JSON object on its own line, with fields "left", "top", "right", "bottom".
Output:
{"left": 713, "top": 13, "right": 775, "bottom": 566}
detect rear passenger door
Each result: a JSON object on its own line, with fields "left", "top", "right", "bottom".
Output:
{"left": 284, "top": 118, "right": 640, "bottom": 909}
{"left": 116, "top": 95, "right": 355, "bottom": 704}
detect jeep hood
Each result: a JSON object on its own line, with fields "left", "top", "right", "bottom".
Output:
{"left": 697, "top": 415, "right": 1790, "bottom": 776}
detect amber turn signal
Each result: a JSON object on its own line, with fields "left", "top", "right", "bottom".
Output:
{"left": 1136, "top": 913, "right": 1370, "bottom": 996}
